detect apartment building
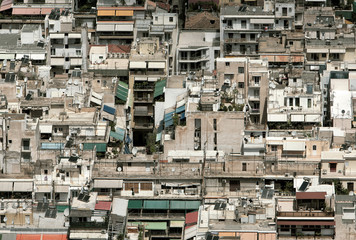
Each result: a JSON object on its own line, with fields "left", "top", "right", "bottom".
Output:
{"left": 95, "top": 0, "right": 146, "bottom": 44}
{"left": 128, "top": 37, "right": 168, "bottom": 146}
{"left": 220, "top": 5, "right": 274, "bottom": 57}
{"left": 46, "top": 11, "right": 89, "bottom": 76}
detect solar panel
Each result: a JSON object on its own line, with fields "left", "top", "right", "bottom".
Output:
{"left": 50, "top": 209, "right": 57, "bottom": 218}
{"left": 214, "top": 203, "right": 220, "bottom": 210}
{"left": 45, "top": 209, "right": 51, "bottom": 218}
{"left": 42, "top": 203, "right": 49, "bottom": 211}
{"left": 267, "top": 190, "right": 274, "bottom": 199}
{"left": 261, "top": 189, "right": 268, "bottom": 199}
{"left": 77, "top": 193, "right": 84, "bottom": 201}
{"left": 82, "top": 195, "right": 90, "bottom": 202}
{"left": 299, "top": 181, "right": 309, "bottom": 191}
{"left": 37, "top": 202, "right": 43, "bottom": 211}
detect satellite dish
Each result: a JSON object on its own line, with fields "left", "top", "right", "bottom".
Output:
{"left": 63, "top": 208, "right": 69, "bottom": 217}
{"left": 132, "top": 147, "right": 138, "bottom": 156}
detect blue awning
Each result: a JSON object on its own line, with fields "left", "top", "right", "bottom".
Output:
{"left": 176, "top": 105, "right": 185, "bottom": 113}
{"left": 41, "top": 142, "right": 64, "bottom": 150}
{"left": 103, "top": 105, "right": 116, "bottom": 115}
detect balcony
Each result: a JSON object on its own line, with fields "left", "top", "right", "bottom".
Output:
{"left": 277, "top": 211, "right": 334, "bottom": 217}
{"left": 134, "top": 97, "right": 153, "bottom": 103}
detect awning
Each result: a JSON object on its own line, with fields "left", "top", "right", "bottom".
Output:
{"left": 50, "top": 33, "right": 65, "bottom": 39}
{"left": 130, "top": 61, "right": 146, "bottom": 69}
{"left": 143, "top": 200, "right": 169, "bottom": 209}
{"left": 94, "top": 179, "right": 123, "bottom": 189}
{"left": 95, "top": 201, "right": 112, "bottom": 211}
{"left": 54, "top": 185, "right": 69, "bottom": 193}
{"left": 128, "top": 200, "right": 143, "bottom": 209}
{"left": 268, "top": 113, "right": 287, "bottom": 122}
{"left": 103, "top": 105, "right": 116, "bottom": 115}
{"left": 148, "top": 62, "right": 165, "bottom": 69}
{"left": 283, "top": 141, "right": 305, "bottom": 151}
{"left": 296, "top": 192, "right": 326, "bottom": 199}
{"left": 116, "top": 10, "right": 133, "bottom": 16}
{"left": 170, "top": 221, "right": 185, "bottom": 227}
{"left": 36, "top": 185, "right": 51, "bottom": 193}
{"left": 250, "top": 18, "right": 274, "bottom": 24}
{"left": 0, "top": 182, "right": 13, "bottom": 192}
{"left": 40, "top": 125, "right": 52, "bottom": 134}
{"left": 83, "top": 143, "right": 107, "bottom": 152}
{"left": 13, "top": 182, "right": 32, "bottom": 192}
{"left": 277, "top": 220, "right": 335, "bottom": 226}
{"left": 68, "top": 33, "right": 81, "bottom": 39}
{"left": 41, "top": 142, "right": 64, "bottom": 150}
{"left": 330, "top": 49, "right": 346, "bottom": 53}
{"left": 0, "top": 53, "right": 15, "bottom": 59}
{"left": 13, "top": 8, "right": 41, "bottom": 15}
{"left": 291, "top": 114, "right": 304, "bottom": 122}
{"left": 42, "top": 234, "right": 67, "bottom": 240}
{"left": 97, "top": 9, "right": 115, "bottom": 16}
{"left": 110, "top": 129, "right": 125, "bottom": 141}
{"left": 154, "top": 79, "right": 167, "bottom": 98}
{"left": 307, "top": 49, "right": 329, "bottom": 53}
{"left": 31, "top": 54, "right": 45, "bottom": 60}
{"left": 305, "top": 114, "right": 321, "bottom": 122}
{"left": 116, "top": 81, "right": 129, "bottom": 102}
{"left": 130, "top": 222, "right": 167, "bottom": 230}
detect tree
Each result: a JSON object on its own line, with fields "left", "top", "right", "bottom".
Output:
{"left": 146, "top": 131, "right": 157, "bottom": 154}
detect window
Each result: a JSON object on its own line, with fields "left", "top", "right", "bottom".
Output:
{"left": 22, "top": 139, "right": 30, "bottom": 150}
{"left": 313, "top": 145, "right": 317, "bottom": 150}
{"left": 140, "top": 182, "right": 152, "bottom": 191}
{"left": 238, "top": 82, "right": 244, "bottom": 88}
{"left": 241, "top": 20, "right": 246, "bottom": 29}
{"left": 271, "top": 145, "right": 277, "bottom": 151}
{"left": 125, "top": 182, "right": 139, "bottom": 193}
{"left": 308, "top": 99, "right": 312, "bottom": 108}
{"left": 229, "top": 180, "right": 240, "bottom": 191}
{"left": 329, "top": 163, "right": 337, "bottom": 172}
{"left": 169, "top": 17, "right": 173, "bottom": 22}
{"left": 213, "top": 119, "right": 217, "bottom": 131}
{"left": 238, "top": 67, "right": 244, "bottom": 73}
{"left": 242, "top": 163, "right": 247, "bottom": 171}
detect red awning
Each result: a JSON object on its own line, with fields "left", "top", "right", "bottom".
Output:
{"left": 12, "top": 8, "right": 41, "bottom": 15}
{"left": 42, "top": 234, "right": 67, "bottom": 240}
{"left": 185, "top": 211, "right": 198, "bottom": 229}
{"left": 296, "top": 192, "right": 326, "bottom": 200}
{"left": 16, "top": 234, "right": 41, "bottom": 240}
{"left": 277, "top": 220, "right": 335, "bottom": 226}
{"left": 95, "top": 201, "right": 112, "bottom": 211}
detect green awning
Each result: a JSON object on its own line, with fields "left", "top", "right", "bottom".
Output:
{"left": 130, "top": 222, "right": 167, "bottom": 230}
{"left": 110, "top": 130, "right": 124, "bottom": 141}
{"left": 116, "top": 81, "right": 129, "bottom": 102}
{"left": 170, "top": 200, "right": 201, "bottom": 210}
{"left": 185, "top": 201, "right": 201, "bottom": 209}
{"left": 128, "top": 200, "right": 143, "bottom": 209}
{"left": 170, "top": 201, "right": 186, "bottom": 209}
{"left": 56, "top": 205, "right": 69, "bottom": 212}
{"left": 154, "top": 79, "right": 166, "bottom": 98}
{"left": 143, "top": 200, "right": 169, "bottom": 209}
{"left": 83, "top": 143, "right": 107, "bottom": 152}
